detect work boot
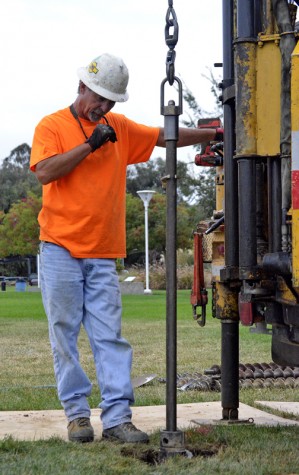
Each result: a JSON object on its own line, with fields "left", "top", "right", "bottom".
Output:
{"left": 102, "top": 422, "right": 149, "bottom": 443}
{"left": 67, "top": 417, "right": 94, "bottom": 443}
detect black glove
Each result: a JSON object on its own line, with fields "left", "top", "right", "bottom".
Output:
{"left": 86, "top": 124, "right": 117, "bottom": 152}
{"left": 214, "top": 127, "right": 224, "bottom": 142}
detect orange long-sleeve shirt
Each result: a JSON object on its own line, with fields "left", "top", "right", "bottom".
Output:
{"left": 30, "top": 107, "right": 159, "bottom": 258}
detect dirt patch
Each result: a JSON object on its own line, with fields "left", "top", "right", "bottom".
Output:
{"left": 121, "top": 441, "right": 222, "bottom": 466}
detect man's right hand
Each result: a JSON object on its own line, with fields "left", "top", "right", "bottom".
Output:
{"left": 86, "top": 124, "right": 117, "bottom": 152}
{"left": 214, "top": 128, "right": 224, "bottom": 142}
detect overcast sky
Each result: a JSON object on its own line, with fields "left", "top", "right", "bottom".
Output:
{"left": 0, "top": 0, "right": 223, "bottom": 165}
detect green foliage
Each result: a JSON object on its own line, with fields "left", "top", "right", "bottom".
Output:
{"left": 0, "top": 143, "right": 42, "bottom": 258}
{"left": 126, "top": 193, "right": 144, "bottom": 253}
{"left": 127, "top": 157, "right": 199, "bottom": 204}
{"left": 194, "top": 168, "right": 216, "bottom": 219}
{"left": 131, "top": 265, "right": 193, "bottom": 290}
{"left": 0, "top": 144, "right": 41, "bottom": 213}
{"left": 126, "top": 193, "right": 197, "bottom": 254}
{"left": 0, "top": 193, "right": 41, "bottom": 257}
{"left": 115, "top": 258, "right": 125, "bottom": 273}
{"left": 147, "top": 194, "right": 167, "bottom": 252}
{"left": 126, "top": 158, "right": 165, "bottom": 195}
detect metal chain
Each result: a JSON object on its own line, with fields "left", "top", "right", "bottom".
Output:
{"left": 164, "top": 0, "right": 179, "bottom": 85}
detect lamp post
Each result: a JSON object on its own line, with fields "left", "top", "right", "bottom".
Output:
{"left": 137, "top": 190, "right": 156, "bottom": 294}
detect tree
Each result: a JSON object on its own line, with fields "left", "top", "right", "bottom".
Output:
{"left": 126, "top": 192, "right": 196, "bottom": 255}
{"left": 126, "top": 193, "right": 144, "bottom": 253}
{"left": 127, "top": 157, "right": 204, "bottom": 205}
{"left": 0, "top": 144, "right": 41, "bottom": 213}
{"left": 0, "top": 193, "right": 41, "bottom": 257}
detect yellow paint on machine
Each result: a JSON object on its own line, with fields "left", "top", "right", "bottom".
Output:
{"left": 256, "top": 35, "right": 281, "bottom": 156}
{"left": 214, "top": 281, "right": 239, "bottom": 321}
{"left": 235, "top": 41, "right": 257, "bottom": 156}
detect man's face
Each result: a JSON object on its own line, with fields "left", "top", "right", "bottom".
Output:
{"left": 80, "top": 85, "right": 115, "bottom": 121}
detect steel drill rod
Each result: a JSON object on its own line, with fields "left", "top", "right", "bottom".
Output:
{"left": 221, "top": 0, "right": 240, "bottom": 421}
{"left": 165, "top": 139, "right": 178, "bottom": 432}
{"left": 221, "top": 320, "right": 239, "bottom": 418}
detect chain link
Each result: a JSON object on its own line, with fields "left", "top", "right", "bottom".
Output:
{"left": 164, "top": 0, "right": 179, "bottom": 85}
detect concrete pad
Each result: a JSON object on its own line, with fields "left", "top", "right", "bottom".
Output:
{"left": 256, "top": 401, "right": 299, "bottom": 417}
{"left": 191, "top": 402, "right": 299, "bottom": 427}
{"left": 1, "top": 402, "right": 299, "bottom": 442}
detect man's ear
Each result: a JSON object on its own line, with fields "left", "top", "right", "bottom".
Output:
{"left": 79, "top": 81, "right": 88, "bottom": 94}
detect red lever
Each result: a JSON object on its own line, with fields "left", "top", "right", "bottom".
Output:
{"left": 190, "top": 232, "right": 208, "bottom": 326}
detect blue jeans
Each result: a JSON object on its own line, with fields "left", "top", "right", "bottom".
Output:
{"left": 39, "top": 242, "right": 134, "bottom": 429}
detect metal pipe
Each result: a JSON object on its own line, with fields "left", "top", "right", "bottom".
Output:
{"left": 238, "top": 0, "right": 255, "bottom": 38}
{"left": 223, "top": 0, "right": 238, "bottom": 268}
{"left": 238, "top": 159, "right": 257, "bottom": 268}
{"left": 254, "top": 0, "right": 263, "bottom": 34}
{"left": 256, "top": 162, "right": 267, "bottom": 261}
{"left": 221, "top": 320, "right": 239, "bottom": 419}
{"left": 236, "top": 0, "right": 257, "bottom": 271}
{"left": 165, "top": 138, "right": 177, "bottom": 431}
{"left": 160, "top": 86, "right": 186, "bottom": 458}
{"left": 267, "top": 157, "right": 282, "bottom": 252}
{"left": 256, "top": 162, "right": 264, "bottom": 242}
{"left": 221, "top": 0, "right": 240, "bottom": 421}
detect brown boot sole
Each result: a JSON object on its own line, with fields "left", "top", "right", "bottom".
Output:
{"left": 69, "top": 434, "right": 94, "bottom": 443}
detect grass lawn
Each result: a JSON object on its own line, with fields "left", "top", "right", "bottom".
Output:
{"left": 1, "top": 287, "right": 299, "bottom": 474}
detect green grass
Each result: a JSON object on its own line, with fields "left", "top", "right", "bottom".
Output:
{"left": 1, "top": 288, "right": 277, "bottom": 409}
{"left": 1, "top": 426, "right": 299, "bottom": 474}
{"left": 1, "top": 287, "right": 299, "bottom": 474}
{"left": 0, "top": 287, "right": 45, "bottom": 319}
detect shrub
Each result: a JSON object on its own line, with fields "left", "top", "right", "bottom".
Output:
{"left": 127, "top": 264, "right": 194, "bottom": 290}
{"left": 177, "top": 249, "right": 194, "bottom": 267}
{"left": 177, "top": 265, "right": 194, "bottom": 289}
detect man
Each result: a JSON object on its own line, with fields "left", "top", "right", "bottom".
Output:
{"left": 30, "top": 53, "right": 222, "bottom": 444}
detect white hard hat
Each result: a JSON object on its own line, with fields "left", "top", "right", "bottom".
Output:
{"left": 77, "top": 53, "right": 129, "bottom": 102}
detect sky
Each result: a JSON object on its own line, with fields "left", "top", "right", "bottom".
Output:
{"left": 0, "top": 0, "right": 223, "bottom": 165}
